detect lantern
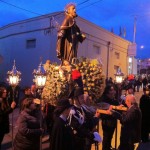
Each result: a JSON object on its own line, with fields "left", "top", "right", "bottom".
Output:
{"left": 114, "top": 68, "right": 124, "bottom": 84}
{"left": 33, "top": 61, "right": 47, "bottom": 89}
{"left": 33, "top": 61, "right": 47, "bottom": 150}
{"left": 114, "top": 67, "right": 124, "bottom": 149}
{"left": 6, "top": 60, "right": 21, "bottom": 147}
{"left": 7, "top": 60, "right": 21, "bottom": 87}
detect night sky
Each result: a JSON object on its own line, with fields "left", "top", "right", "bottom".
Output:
{"left": 0, "top": 0, "right": 150, "bottom": 59}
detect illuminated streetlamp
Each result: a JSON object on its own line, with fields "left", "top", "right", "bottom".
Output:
{"left": 114, "top": 67, "right": 124, "bottom": 150}
{"left": 7, "top": 60, "right": 21, "bottom": 87}
{"left": 7, "top": 60, "right": 21, "bottom": 147}
{"left": 33, "top": 60, "right": 47, "bottom": 150}
{"left": 114, "top": 67, "right": 124, "bottom": 84}
{"left": 33, "top": 61, "right": 47, "bottom": 90}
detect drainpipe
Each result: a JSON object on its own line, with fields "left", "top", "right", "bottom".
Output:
{"left": 106, "top": 41, "right": 111, "bottom": 78}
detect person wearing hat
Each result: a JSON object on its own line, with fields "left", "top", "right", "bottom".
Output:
{"left": 68, "top": 87, "right": 102, "bottom": 150}
{"left": 50, "top": 99, "right": 74, "bottom": 150}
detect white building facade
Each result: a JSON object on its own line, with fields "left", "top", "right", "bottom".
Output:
{"left": 137, "top": 58, "right": 150, "bottom": 74}
{"left": 0, "top": 12, "right": 136, "bottom": 86}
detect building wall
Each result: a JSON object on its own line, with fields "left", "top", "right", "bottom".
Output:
{"left": 137, "top": 58, "right": 150, "bottom": 74}
{"left": 0, "top": 12, "right": 132, "bottom": 86}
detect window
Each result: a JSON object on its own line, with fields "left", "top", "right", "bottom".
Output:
{"left": 26, "top": 39, "right": 36, "bottom": 48}
{"left": 114, "top": 52, "right": 120, "bottom": 59}
{"left": 93, "top": 45, "right": 101, "bottom": 55}
{"left": 129, "top": 57, "right": 132, "bottom": 63}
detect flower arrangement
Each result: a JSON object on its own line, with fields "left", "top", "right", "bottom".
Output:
{"left": 42, "top": 57, "right": 104, "bottom": 105}
{"left": 75, "top": 57, "right": 104, "bottom": 101}
{"left": 41, "top": 63, "right": 69, "bottom": 105}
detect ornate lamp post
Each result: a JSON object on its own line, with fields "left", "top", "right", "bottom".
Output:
{"left": 33, "top": 61, "right": 47, "bottom": 90}
{"left": 114, "top": 67, "right": 124, "bottom": 150}
{"left": 7, "top": 60, "right": 21, "bottom": 87}
{"left": 33, "top": 60, "right": 47, "bottom": 150}
{"left": 114, "top": 68, "right": 124, "bottom": 84}
{"left": 7, "top": 60, "right": 21, "bottom": 146}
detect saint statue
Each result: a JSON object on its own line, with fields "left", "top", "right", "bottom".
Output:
{"left": 56, "top": 3, "right": 86, "bottom": 64}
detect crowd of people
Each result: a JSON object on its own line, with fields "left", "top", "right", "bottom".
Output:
{"left": 0, "top": 77, "right": 149, "bottom": 150}
{"left": 0, "top": 83, "right": 103, "bottom": 150}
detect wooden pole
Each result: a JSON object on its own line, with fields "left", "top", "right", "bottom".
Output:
{"left": 11, "top": 86, "right": 15, "bottom": 149}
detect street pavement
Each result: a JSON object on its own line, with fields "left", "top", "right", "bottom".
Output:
{"left": 1, "top": 88, "right": 150, "bottom": 150}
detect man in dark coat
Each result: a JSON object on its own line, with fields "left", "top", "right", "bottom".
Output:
{"left": 113, "top": 94, "right": 141, "bottom": 150}
{"left": 139, "top": 87, "right": 150, "bottom": 142}
{"left": 68, "top": 87, "right": 102, "bottom": 150}
{"left": 97, "top": 84, "right": 119, "bottom": 150}
{"left": 50, "top": 99, "right": 74, "bottom": 150}
{"left": 142, "top": 77, "right": 148, "bottom": 91}
{"left": 56, "top": 3, "right": 86, "bottom": 63}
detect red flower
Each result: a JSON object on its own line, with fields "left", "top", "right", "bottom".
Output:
{"left": 72, "top": 70, "right": 81, "bottom": 80}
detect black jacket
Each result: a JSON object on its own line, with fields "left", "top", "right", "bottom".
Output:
{"left": 114, "top": 104, "right": 142, "bottom": 143}
{"left": 99, "top": 95, "right": 119, "bottom": 128}
{"left": 50, "top": 117, "right": 75, "bottom": 150}
{"left": 13, "top": 109, "right": 42, "bottom": 150}
{"left": 0, "top": 102, "right": 13, "bottom": 134}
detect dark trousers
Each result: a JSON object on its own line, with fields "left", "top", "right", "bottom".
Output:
{"left": 0, "top": 132, "right": 5, "bottom": 150}
{"left": 102, "top": 126, "right": 115, "bottom": 150}
{"left": 74, "top": 136, "right": 85, "bottom": 150}
{"left": 84, "top": 138, "right": 92, "bottom": 150}
{"left": 45, "top": 104, "right": 55, "bottom": 139}
{"left": 141, "top": 122, "right": 149, "bottom": 142}
{"left": 119, "top": 140, "right": 134, "bottom": 150}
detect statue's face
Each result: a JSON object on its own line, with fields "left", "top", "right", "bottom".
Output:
{"left": 67, "top": 5, "right": 76, "bottom": 17}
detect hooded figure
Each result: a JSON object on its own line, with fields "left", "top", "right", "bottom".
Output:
{"left": 50, "top": 99, "right": 74, "bottom": 150}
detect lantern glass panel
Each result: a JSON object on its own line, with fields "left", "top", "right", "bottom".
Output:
{"left": 35, "top": 75, "right": 46, "bottom": 88}
{"left": 116, "top": 76, "right": 123, "bottom": 83}
{"left": 8, "top": 75, "right": 19, "bottom": 86}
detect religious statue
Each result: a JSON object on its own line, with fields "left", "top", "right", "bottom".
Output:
{"left": 56, "top": 3, "right": 86, "bottom": 64}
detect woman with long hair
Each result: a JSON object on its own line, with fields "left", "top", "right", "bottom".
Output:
{"left": 0, "top": 86, "right": 16, "bottom": 148}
